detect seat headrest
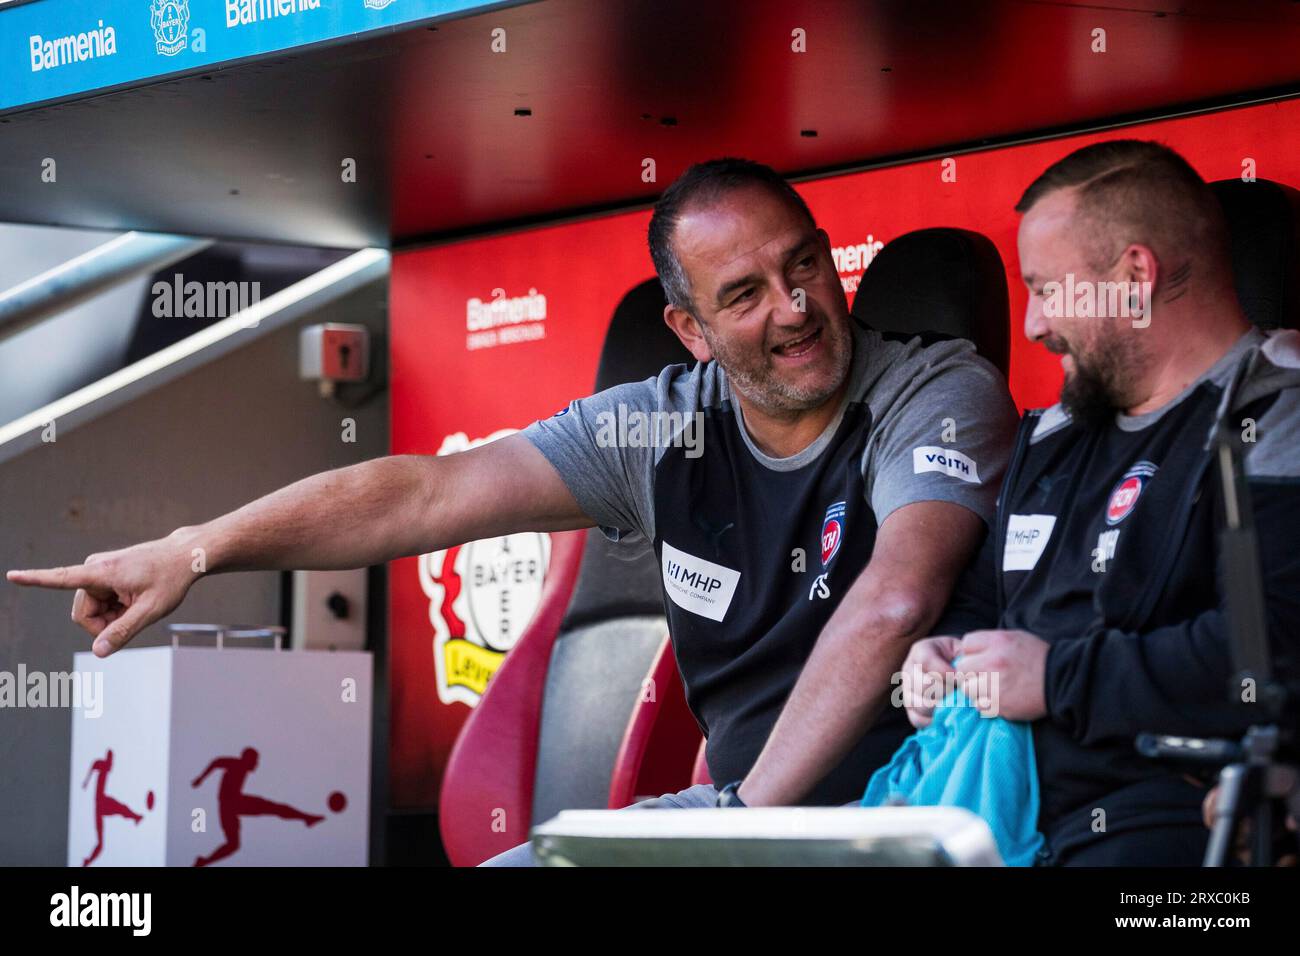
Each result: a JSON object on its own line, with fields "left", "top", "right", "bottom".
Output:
{"left": 1210, "top": 179, "right": 1300, "bottom": 330}
{"left": 849, "top": 227, "right": 1010, "bottom": 378}
{"left": 593, "top": 278, "right": 694, "bottom": 390}
{"left": 562, "top": 279, "right": 692, "bottom": 631}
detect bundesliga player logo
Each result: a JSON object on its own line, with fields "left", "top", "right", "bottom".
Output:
{"left": 1106, "top": 461, "right": 1159, "bottom": 525}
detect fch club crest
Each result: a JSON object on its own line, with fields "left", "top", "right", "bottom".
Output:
{"left": 1106, "top": 461, "right": 1158, "bottom": 526}
{"left": 820, "top": 501, "right": 846, "bottom": 566}
{"left": 809, "top": 500, "right": 847, "bottom": 600}
{"left": 150, "top": 0, "right": 190, "bottom": 57}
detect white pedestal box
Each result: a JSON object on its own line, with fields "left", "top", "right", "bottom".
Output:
{"left": 67, "top": 646, "right": 372, "bottom": 867}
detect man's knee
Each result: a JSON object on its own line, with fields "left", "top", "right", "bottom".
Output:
{"left": 633, "top": 783, "right": 719, "bottom": 809}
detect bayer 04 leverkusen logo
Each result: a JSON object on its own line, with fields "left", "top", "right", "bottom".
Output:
{"left": 1105, "top": 461, "right": 1158, "bottom": 526}
{"left": 417, "top": 429, "right": 552, "bottom": 707}
{"left": 820, "top": 501, "right": 846, "bottom": 567}
{"left": 149, "top": 0, "right": 190, "bottom": 57}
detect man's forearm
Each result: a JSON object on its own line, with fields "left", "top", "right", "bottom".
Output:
{"left": 179, "top": 455, "right": 438, "bottom": 575}
{"left": 738, "top": 596, "right": 931, "bottom": 806}
{"left": 7, "top": 434, "right": 590, "bottom": 657}
{"left": 736, "top": 501, "right": 985, "bottom": 806}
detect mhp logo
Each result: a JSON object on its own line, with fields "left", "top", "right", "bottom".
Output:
{"left": 665, "top": 560, "right": 723, "bottom": 593}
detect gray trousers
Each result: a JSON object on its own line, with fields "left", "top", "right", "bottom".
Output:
{"left": 478, "top": 783, "right": 721, "bottom": 867}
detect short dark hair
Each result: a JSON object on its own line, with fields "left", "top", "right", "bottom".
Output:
{"left": 1015, "top": 139, "right": 1228, "bottom": 272}
{"left": 648, "top": 158, "right": 816, "bottom": 312}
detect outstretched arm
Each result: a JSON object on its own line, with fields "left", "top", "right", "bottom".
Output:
{"left": 7, "top": 436, "right": 592, "bottom": 657}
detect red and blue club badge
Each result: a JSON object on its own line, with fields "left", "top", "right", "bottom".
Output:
{"left": 821, "top": 501, "right": 847, "bottom": 567}
{"left": 1105, "top": 461, "right": 1158, "bottom": 526}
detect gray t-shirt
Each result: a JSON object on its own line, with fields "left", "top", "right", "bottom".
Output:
{"left": 526, "top": 321, "right": 1019, "bottom": 544}
{"left": 522, "top": 319, "right": 1019, "bottom": 803}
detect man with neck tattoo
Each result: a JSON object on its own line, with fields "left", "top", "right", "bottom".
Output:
{"left": 903, "top": 140, "right": 1300, "bottom": 866}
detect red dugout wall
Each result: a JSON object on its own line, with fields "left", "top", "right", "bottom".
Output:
{"left": 389, "top": 96, "right": 1300, "bottom": 809}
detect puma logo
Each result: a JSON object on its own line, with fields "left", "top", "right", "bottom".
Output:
{"left": 691, "top": 514, "right": 735, "bottom": 556}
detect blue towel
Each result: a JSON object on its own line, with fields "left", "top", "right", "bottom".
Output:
{"left": 861, "top": 687, "right": 1045, "bottom": 866}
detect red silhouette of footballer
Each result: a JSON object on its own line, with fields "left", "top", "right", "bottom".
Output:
{"left": 81, "top": 748, "right": 145, "bottom": 867}
{"left": 190, "top": 747, "right": 328, "bottom": 867}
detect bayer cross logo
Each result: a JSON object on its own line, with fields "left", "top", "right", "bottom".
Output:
{"left": 461, "top": 535, "right": 549, "bottom": 653}
{"left": 149, "top": 0, "right": 190, "bottom": 57}
{"left": 420, "top": 533, "right": 551, "bottom": 706}
{"left": 419, "top": 428, "right": 554, "bottom": 706}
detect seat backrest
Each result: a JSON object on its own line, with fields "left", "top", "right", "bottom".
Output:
{"left": 530, "top": 279, "right": 698, "bottom": 825}
{"left": 437, "top": 529, "right": 586, "bottom": 867}
{"left": 1210, "top": 178, "right": 1300, "bottom": 330}
{"left": 607, "top": 633, "right": 702, "bottom": 808}
{"left": 850, "top": 227, "right": 1011, "bottom": 378}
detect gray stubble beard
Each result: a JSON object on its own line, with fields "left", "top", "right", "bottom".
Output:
{"left": 704, "top": 315, "right": 854, "bottom": 417}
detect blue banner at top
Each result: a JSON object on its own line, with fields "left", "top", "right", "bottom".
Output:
{"left": 0, "top": 0, "right": 518, "bottom": 112}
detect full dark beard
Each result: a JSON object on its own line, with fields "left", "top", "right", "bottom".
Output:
{"left": 1059, "top": 360, "right": 1118, "bottom": 430}
{"left": 1058, "top": 333, "right": 1145, "bottom": 430}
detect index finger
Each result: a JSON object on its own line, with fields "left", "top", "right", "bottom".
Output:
{"left": 6, "top": 565, "right": 104, "bottom": 591}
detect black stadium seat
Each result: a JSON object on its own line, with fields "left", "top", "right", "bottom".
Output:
{"left": 850, "top": 227, "right": 1012, "bottom": 378}
{"left": 529, "top": 279, "right": 695, "bottom": 825}
{"left": 1211, "top": 179, "right": 1300, "bottom": 330}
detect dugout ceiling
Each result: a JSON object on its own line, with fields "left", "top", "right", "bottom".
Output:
{"left": 3, "top": 0, "right": 1300, "bottom": 249}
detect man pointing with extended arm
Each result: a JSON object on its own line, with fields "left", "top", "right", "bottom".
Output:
{"left": 9, "top": 159, "right": 1017, "bottom": 864}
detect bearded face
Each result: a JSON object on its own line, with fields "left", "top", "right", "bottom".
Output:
{"left": 669, "top": 184, "right": 857, "bottom": 419}
{"left": 696, "top": 306, "right": 854, "bottom": 415}
{"left": 1044, "top": 322, "right": 1151, "bottom": 428}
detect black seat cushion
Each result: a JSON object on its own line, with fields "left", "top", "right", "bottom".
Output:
{"left": 850, "top": 227, "right": 1010, "bottom": 378}
{"left": 1211, "top": 179, "right": 1300, "bottom": 331}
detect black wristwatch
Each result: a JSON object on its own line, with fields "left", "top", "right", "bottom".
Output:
{"left": 716, "top": 780, "right": 747, "bottom": 808}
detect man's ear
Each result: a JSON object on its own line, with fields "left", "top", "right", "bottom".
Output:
{"left": 663, "top": 303, "right": 714, "bottom": 363}
{"left": 1117, "top": 242, "right": 1161, "bottom": 322}
{"left": 1119, "top": 242, "right": 1159, "bottom": 288}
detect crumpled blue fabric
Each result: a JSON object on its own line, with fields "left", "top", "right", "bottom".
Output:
{"left": 861, "top": 686, "right": 1045, "bottom": 866}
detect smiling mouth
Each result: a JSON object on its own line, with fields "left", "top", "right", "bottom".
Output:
{"left": 772, "top": 327, "right": 822, "bottom": 357}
